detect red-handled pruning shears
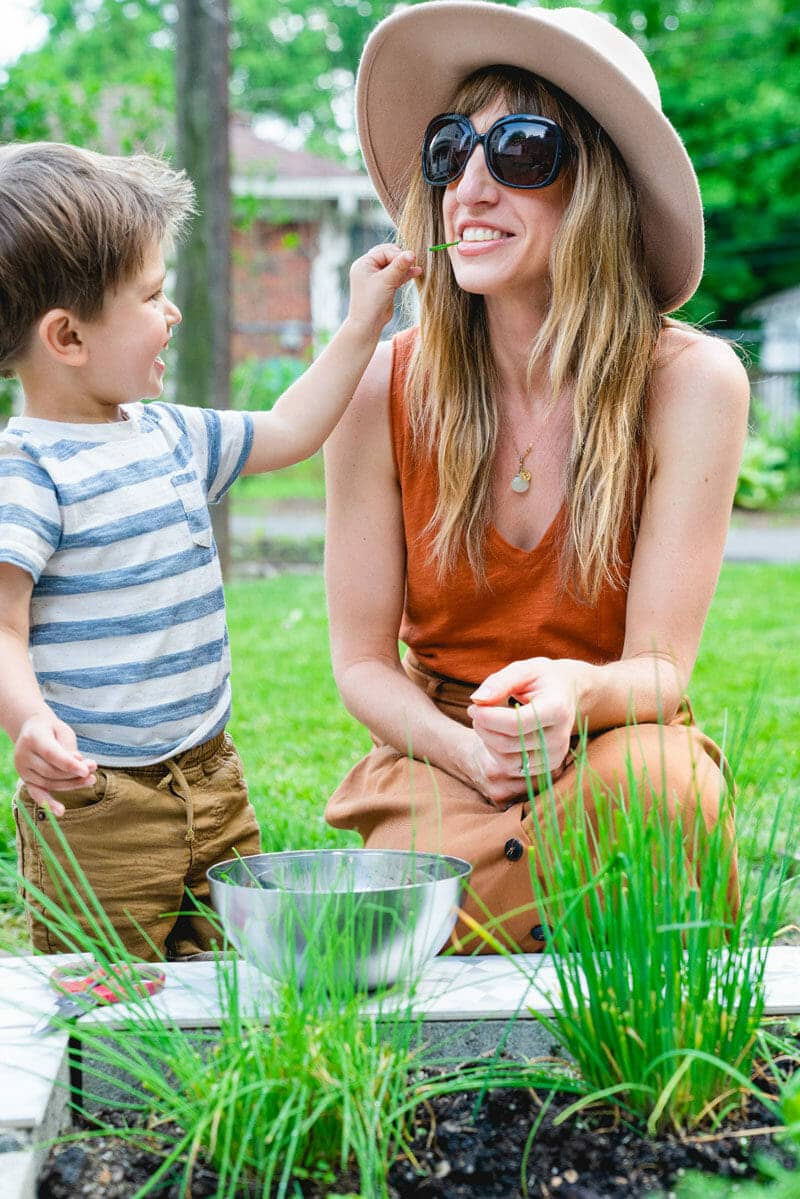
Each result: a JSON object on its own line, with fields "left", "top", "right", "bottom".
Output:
{"left": 33, "top": 961, "right": 166, "bottom": 1036}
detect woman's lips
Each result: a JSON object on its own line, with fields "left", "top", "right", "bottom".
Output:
{"left": 456, "top": 235, "right": 513, "bottom": 256}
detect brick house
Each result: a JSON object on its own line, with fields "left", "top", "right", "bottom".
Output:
{"left": 230, "top": 117, "right": 394, "bottom": 363}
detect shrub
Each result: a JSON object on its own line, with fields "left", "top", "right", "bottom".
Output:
{"left": 0, "top": 376, "right": 21, "bottom": 420}
{"left": 735, "top": 435, "right": 789, "bottom": 509}
{"left": 775, "top": 414, "right": 800, "bottom": 494}
{"left": 231, "top": 356, "right": 308, "bottom": 413}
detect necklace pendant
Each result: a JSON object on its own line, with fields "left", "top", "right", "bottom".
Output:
{"left": 511, "top": 469, "right": 531, "bottom": 494}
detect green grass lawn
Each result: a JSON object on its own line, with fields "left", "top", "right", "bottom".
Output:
{"left": 689, "top": 565, "right": 800, "bottom": 938}
{"left": 1, "top": 562, "right": 798, "bottom": 951}
{"left": 230, "top": 454, "right": 325, "bottom": 507}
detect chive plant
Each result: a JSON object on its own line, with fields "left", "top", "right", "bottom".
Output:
{"left": 492, "top": 720, "right": 795, "bottom": 1136}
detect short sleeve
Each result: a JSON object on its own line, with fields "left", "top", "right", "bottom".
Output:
{"left": 0, "top": 451, "right": 61, "bottom": 582}
{"left": 167, "top": 405, "right": 254, "bottom": 504}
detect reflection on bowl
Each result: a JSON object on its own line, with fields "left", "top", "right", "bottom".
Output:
{"left": 207, "top": 848, "right": 472, "bottom": 989}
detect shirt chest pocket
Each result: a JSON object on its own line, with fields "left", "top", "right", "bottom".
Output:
{"left": 171, "top": 471, "right": 213, "bottom": 548}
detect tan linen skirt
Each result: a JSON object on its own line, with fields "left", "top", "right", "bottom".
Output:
{"left": 326, "top": 653, "right": 737, "bottom": 954}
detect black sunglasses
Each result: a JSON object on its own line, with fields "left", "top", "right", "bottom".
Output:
{"left": 422, "top": 112, "right": 568, "bottom": 190}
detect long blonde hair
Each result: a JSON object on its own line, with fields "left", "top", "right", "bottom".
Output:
{"left": 397, "top": 67, "right": 663, "bottom": 600}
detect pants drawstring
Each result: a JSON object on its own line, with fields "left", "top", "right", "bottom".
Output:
{"left": 158, "top": 759, "right": 195, "bottom": 843}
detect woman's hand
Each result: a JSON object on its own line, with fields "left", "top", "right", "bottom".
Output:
{"left": 467, "top": 657, "right": 583, "bottom": 804}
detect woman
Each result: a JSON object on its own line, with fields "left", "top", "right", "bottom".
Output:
{"left": 324, "top": 2, "right": 748, "bottom": 951}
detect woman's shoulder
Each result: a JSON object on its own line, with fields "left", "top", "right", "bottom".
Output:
{"left": 353, "top": 326, "right": 419, "bottom": 404}
{"left": 649, "top": 323, "right": 750, "bottom": 423}
{"left": 643, "top": 325, "right": 749, "bottom": 477}
{"left": 652, "top": 323, "right": 749, "bottom": 391}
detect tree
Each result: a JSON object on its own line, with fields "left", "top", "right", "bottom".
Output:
{"left": 0, "top": 0, "right": 172, "bottom": 148}
{"left": 175, "top": 0, "right": 233, "bottom": 572}
{"left": 608, "top": 0, "right": 800, "bottom": 325}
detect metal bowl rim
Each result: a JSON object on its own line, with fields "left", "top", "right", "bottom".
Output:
{"left": 207, "top": 847, "right": 472, "bottom": 894}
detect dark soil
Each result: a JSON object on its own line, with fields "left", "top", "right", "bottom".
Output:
{"left": 388, "top": 1081, "right": 789, "bottom": 1198}
{"left": 38, "top": 1056, "right": 797, "bottom": 1199}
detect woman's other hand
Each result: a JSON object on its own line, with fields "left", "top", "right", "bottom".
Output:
{"left": 467, "top": 657, "right": 581, "bottom": 804}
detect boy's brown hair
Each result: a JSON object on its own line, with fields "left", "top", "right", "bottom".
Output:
{"left": 0, "top": 142, "right": 195, "bottom": 375}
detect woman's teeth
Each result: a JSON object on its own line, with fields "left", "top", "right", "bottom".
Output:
{"left": 460, "top": 228, "right": 509, "bottom": 242}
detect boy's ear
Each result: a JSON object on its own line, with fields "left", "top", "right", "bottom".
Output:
{"left": 37, "top": 309, "right": 89, "bottom": 367}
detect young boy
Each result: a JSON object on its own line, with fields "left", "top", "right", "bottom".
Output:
{"left": 0, "top": 141, "right": 418, "bottom": 959}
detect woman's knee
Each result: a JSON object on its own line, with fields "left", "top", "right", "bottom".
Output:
{"left": 579, "top": 722, "right": 725, "bottom": 819}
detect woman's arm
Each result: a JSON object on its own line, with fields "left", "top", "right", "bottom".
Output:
{"left": 580, "top": 329, "right": 750, "bottom": 722}
{"left": 324, "top": 341, "right": 495, "bottom": 791}
{"left": 470, "top": 331, "right": 750, "bottom": 792}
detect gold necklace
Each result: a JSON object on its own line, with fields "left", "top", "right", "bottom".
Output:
{"left": 510, "top": 440, "right": 534, "bottom": 494}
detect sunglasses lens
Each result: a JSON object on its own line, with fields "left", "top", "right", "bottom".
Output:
{"left": 488, "top": 118, "right": 561, "bottom": 187}
{"left": 423, "top": 117, "right": 473, "bottom": 185}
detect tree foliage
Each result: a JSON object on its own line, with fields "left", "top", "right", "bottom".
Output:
{"left": 2, "top": 0, "right": 798, "bottom": 324}
{"left": 630, "top": 0, "right": 800, "bottom": 323}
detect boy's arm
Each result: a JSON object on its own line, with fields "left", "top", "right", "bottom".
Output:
{"left": 0, "top": 563, "right": 96, "bottom": 815}
{"left": 242, "top": 243, "right": 419, "bottom": 475}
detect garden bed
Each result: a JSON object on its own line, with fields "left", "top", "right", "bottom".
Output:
{"left": 13, "top": 948, "right": 798, "bottom": 1199}
{"left": 37, "top": 1060, "right": 796, "bottom": 1199}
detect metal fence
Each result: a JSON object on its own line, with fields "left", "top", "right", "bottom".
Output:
{"left": 749, "top": 370, "right": 800, "bottom": 430}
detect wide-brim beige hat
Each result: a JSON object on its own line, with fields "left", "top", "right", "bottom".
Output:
{"left": 356, "top": 1, "right": 704, "bottom": 313}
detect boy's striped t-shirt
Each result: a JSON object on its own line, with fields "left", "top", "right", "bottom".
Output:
{"left": 0, "top": 401, "right": 253, "bottom": 766}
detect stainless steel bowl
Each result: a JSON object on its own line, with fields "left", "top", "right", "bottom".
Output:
{"left": 207, "top": 849, "right": 472, "bottom": 988}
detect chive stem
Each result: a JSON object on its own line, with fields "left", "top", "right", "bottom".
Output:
{"left": 428, "top": 240, "right": 460, "bottom": 251}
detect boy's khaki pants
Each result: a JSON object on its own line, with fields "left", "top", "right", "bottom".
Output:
{"left": 14, "top": 731, "right": 261, "bottom": 960}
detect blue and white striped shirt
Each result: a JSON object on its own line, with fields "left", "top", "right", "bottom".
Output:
{"left": 0, "top": 402, "right": 253, "bottom": 765}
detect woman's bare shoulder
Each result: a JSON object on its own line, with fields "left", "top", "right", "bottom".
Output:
{"left": 653, "top": 324, "right": 749, "bottom": 387}
{"left": 650, "top": 324, "right": 750, "bottom": 423}
{"left": 354, "top": 336, "right": 395, "bottom": 408}
{"left": 325, "top": 336, "right": 398, "bottom": 485}
{"left": 326, "top": 337, "right": 395, "bottom": 449}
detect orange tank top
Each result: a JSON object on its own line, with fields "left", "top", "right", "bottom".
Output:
{"left": 391, "top": 327, "right": 635, "bottom": 684}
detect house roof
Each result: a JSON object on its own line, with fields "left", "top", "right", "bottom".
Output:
{"left": 230, "top": 116, "right": 379, "bottom": 209}
{"left": 231, "top": 116, "right": 360, "bottom": 180}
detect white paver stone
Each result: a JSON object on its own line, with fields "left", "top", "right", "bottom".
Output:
{"left": 3, "top": 1150, "right": 37, "bottom": 1199}
{"left": 0, "top": 1030, "right": 69, "bottom": 1132}
{"left": 757, "top": 945, "right": 800, "bottom": 1015}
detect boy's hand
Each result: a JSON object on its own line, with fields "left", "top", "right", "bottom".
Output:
{"left": 14, "top": 713, "right": 97, "bottom": 817}
{"left": 346, "top": 244, "right": 421, "bottom": 339}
